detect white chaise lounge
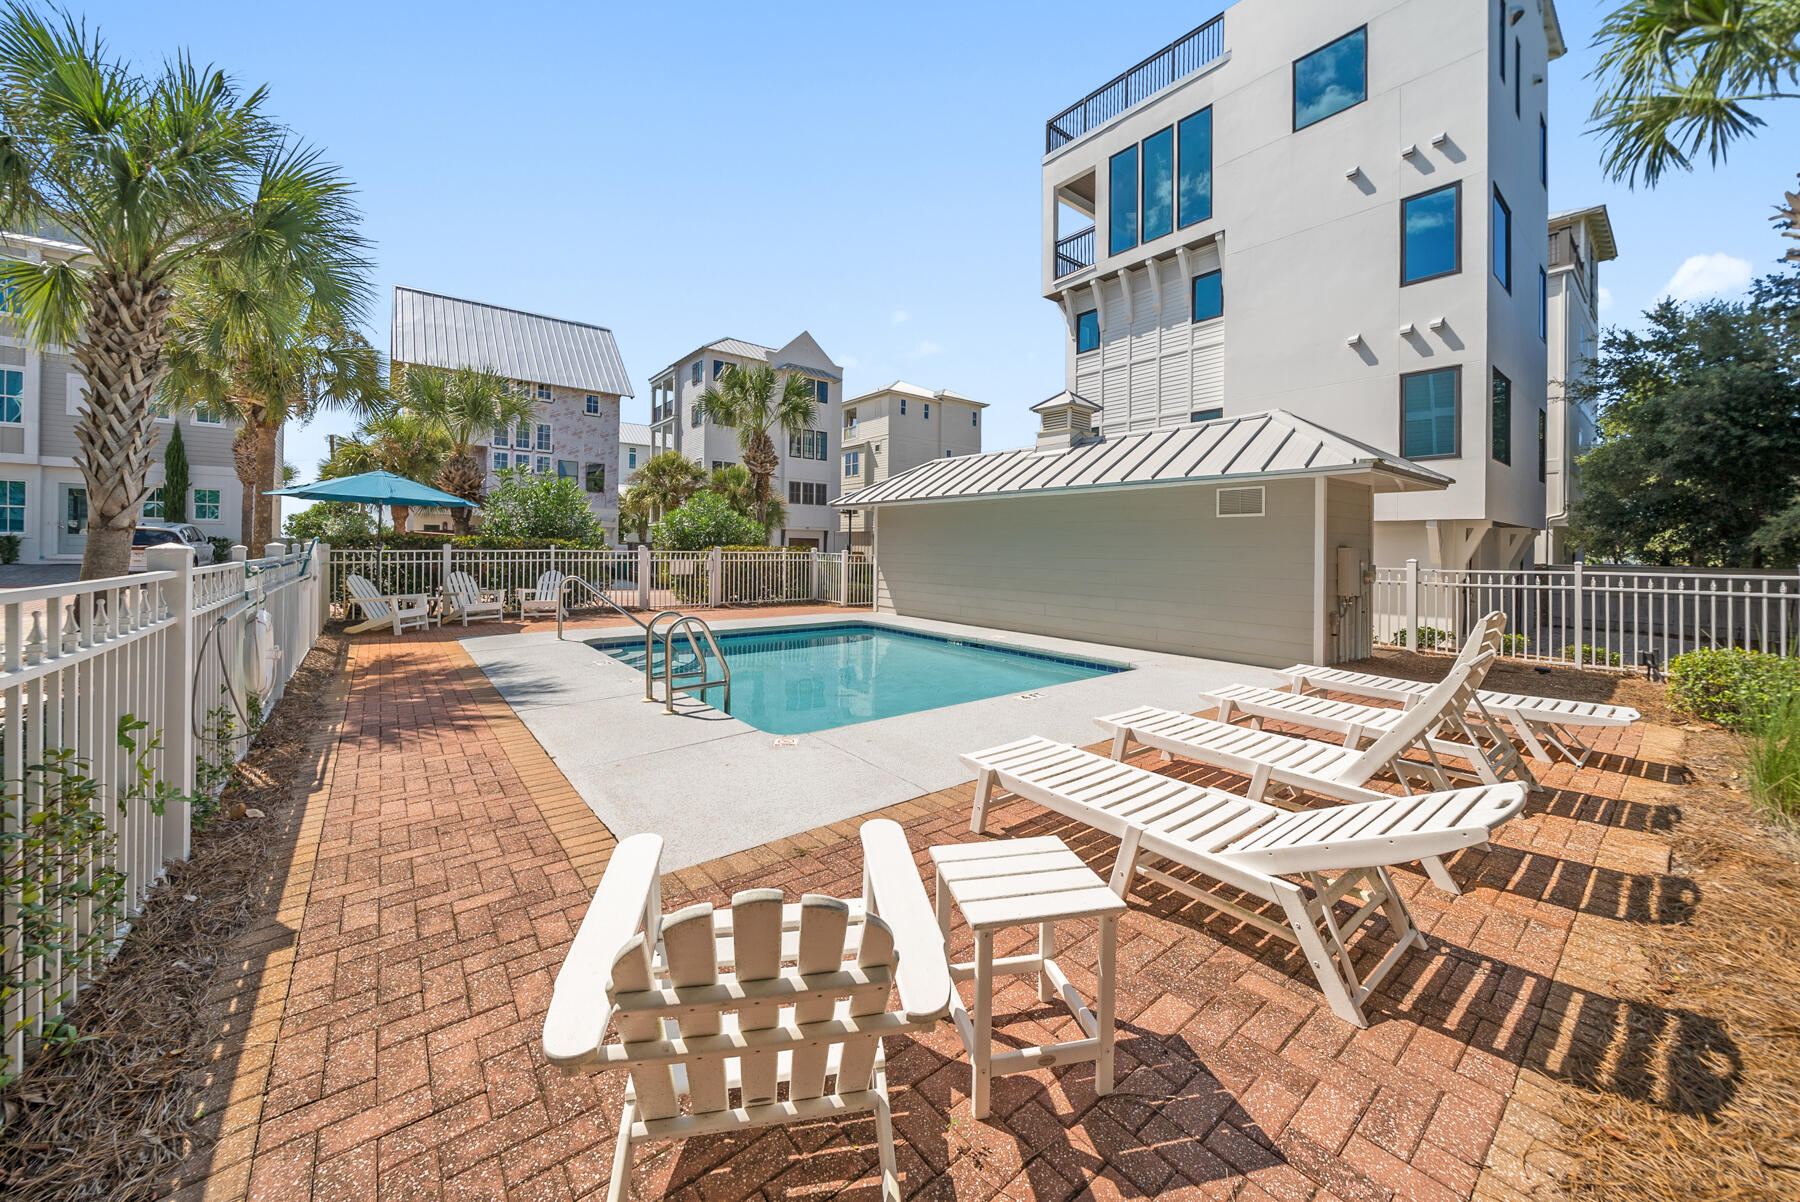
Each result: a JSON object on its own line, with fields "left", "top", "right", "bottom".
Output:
{"left": 343, "top": 573, "right": 433, "bottom": 635}
{"left": 542, "top": 819, "right": 952, "bottom": 1202}
{"left": 442, "top": 570, "right": 506, "bottom": 625}
{"left": 960, "top": 735, "right": 1526, "bottom": 1026}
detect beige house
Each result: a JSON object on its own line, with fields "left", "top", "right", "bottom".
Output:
{"left": 840, "top": 402, "right": 1449, "bottom": 668}
{"left": 838, "top": 381, "right": 985, "bottom": 546}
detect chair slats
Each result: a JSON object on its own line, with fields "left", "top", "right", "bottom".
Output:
{"left": 730, "top": 890, "right": 784, "bottom": 1106}
{"left": 788, "top": 896, "right": 850, "bottom": 1101}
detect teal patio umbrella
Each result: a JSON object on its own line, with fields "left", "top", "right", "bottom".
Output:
{"left": 267, "top": 470, "right": 475, "bottom": 559}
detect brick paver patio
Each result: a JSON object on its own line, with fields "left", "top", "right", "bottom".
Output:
{"left": 170, "top": 619, "right": 1688, "bottom": 1202}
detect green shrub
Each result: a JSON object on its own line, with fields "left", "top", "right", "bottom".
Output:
{"left": 1744, "top": 688, "right": 1800, "bottom": 826}
{"left": 0, "top": 534, "right": 19, "bottom": 564}
{"left": 652, "top": 492, "right": 763, "bottom": 551}
{"left": 1499, "top": 633, "right": 1530, "bottom": 655}
{"left": 1561, "top": 643, "right": 1623, "bottom": 667}
{"left": 1668, "top": 648, "right": 1800, "bottom": 728}
{"left": 1389, "top": 625, "right": 1454, "bottom": 649}
{"left": 480, "top": 468, "right": 606, "bottom": 544}
{"left": 284, "top": 501, "right": 376, "bottom": 544}
{"left": 207, "top": 537, "right": 234, "bottom": 563}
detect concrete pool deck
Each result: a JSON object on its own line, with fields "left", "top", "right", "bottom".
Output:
{"left": 462, "top": 613, "right": 1282, "bottom": 868}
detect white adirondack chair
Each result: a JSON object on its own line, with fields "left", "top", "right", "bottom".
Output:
{"left": 960, "top": 735, "right": 1526, "bottom": 1026}
{"left": 542, "top": 819, "right": 952, "bottom": 1202}
{"left": 441, "top": 570, "right": 506, "bottom": 625}
{"left": 517, "top": 569, "right": 566, "bottom": 620}
{"left": 343, "top": 573, "right": 432, "bottom": 635}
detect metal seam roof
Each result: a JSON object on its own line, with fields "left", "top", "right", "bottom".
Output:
{"left": 391, "top": 286, "right": 634, "bottom": 397}
{"left": 835, "top": 410, "right": 1451, "bottom": 507}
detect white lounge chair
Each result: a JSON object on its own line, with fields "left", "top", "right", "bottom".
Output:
{"left": 441, "top": 570, "right": 506, "bottom": 625}
{"left": 516, "top": 569, "right": 566, "bottom": 620}
{"left": 343, "top": 573, "right": 433, "bottom": 635}
{"left": 542, "top": 819, "right": 952, "bottom": 1202}
{"left": 961, "top": 735, "right": 1526, "bottom": 1026}
{"left": 1096, "top": 652, "right": 1510, "bottom": 892}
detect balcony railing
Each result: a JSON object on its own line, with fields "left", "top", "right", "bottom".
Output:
{"left": 1046, "top": 15, "right": 1224, "bottom": 153}
{"left": 1055, "top": 227, "right": 1096, "bottom": 278}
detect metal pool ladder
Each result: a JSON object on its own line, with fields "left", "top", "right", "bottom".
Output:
{"left": 553, "top": 580, "right": 732, "bottom": 714}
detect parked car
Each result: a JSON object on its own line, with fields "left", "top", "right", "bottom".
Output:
{"left": 128, "top": 522, "right": 217, "bottom": 571}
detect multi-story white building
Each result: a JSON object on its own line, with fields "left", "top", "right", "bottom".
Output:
{"left": 1537, "top": 205, "right": 1616, "bottom": 563}
{"left": 390, "top": 286, "right": 632, "bottom": 537}
{"left": 839, "top": 381, "right": 986, "bottom": 545}
{"left": 1, "top": 229, "right": 254, "bottom": 561}
{"left": 1042, "top": 0, "right": 1564, "bottom": 569}
{"left": 645, "top": 333, "right": 844, "bottom": 549}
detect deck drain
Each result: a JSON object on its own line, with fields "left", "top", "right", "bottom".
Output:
{"left": 1017, "top": 691, "right": 1043, "bottom": 700}
{"left": 772, "top": 736, "right": 799, "bottom": 747}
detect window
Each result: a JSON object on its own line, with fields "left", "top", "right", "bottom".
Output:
{"left": 628, "top": 448, "right": 638, "bottom": 469}
{"left": 1538, "top": 409, "right": 1548, "bottom": 482}
{"left": 1539, "top": 116, "right": 1548, "bottom": 186}
{"left": 192, "top": 405, "right": 226, "bottom": 425}
{"left": 1401, "top": 182, "right": 1460, "bottom": 284}
{"left": 711, "top": 460, "right": 733, "bottom": 472}
{"left": 1190, "top": 408, "right": 1223, "bottom": 423}
{"left": 492, "top": 425, "right": 509, "bottom": 448}
{"left": 0, "top": 368, "right": 21, "bottom": 423}
{"left": 536, "top": 424, "right": 552, "bottom": 452}
{"left": 585, "top": 394, "right": 600, "bottom": 415}
{"left": 585, "top": 463, "right": 606, "bottom": 493}
{"left": 712, "top": 360, "right": 726, "bottom": 380}
{"left": 1293, "top": 27, "right": 1366, "bottom": 130}
{"left": 1513, "top": 39, "right": 1521, "bottom": 116}
{"left": 557, "top": 459, "right": 578, "bottom": 479}
{"left": 0, "top": 479, "right": 21, "bottom": 532}
{"left": 1492, "top": 187, "right": 1512, "bottom": 291}
{"left": 1538, "top": 267, "right": 1548, "bottom": 340}
{"left": 972, "top": 410, "right": 979, "bottom": 427}
{"left": 1177, "top": 108, "right": 1213, "bottom": 229}
{"left": 690, "top": 402, "right": 701, "bottom": 427}
{"left": 788, "top": 429, "right": 826, "bottom": 460}
{"left": 142, "top": 486, "right": 162, "bottom": 518}
{"left": 1498, "top": 1, "right": 1506, "bottom": 79}
{"left": 923, "top": 403, "right": 930, "bottom": 420}
{"left": 1108, "top": 144, "right": 1138, "bottom": 254}
{"left": 536, "top": 455, "right": 551, "bottom": 474}
{"left": 1401, "top": 367, "right": 1459, "bottom": 459}
{"left": 844, "top": 451, "right": 861, "bottom": 477}
{"left": 516, "top": 421, "right": 532, "bottom": 448}
{"left": 492, "top": 450, "right": 509, "bottom": 471}
{"left": 1191, "top": 270, "right": 1223, "bottom": 322}
{"left": 691, "top": 361, "right": 701, "bottom": 385}
{"left": 814, "top": 379, "right": 828, "bottom": 405}
{"left": 787, "top": 481, "right": 827, "bottom": 506}
{"left": 1076, "top": 309, "right": 1100, "bottom": 353}
{"left": 1491, "top": 369, "right": 1512, "bottom": 464}
{"left": 193, "top": 488, "right": 221, "bottom": 521}
{"left": 1141, "top": 126, "right": 1174, "bottom": 242}
{"left": 899, "top": 397, "right": 906, "bottom": 416}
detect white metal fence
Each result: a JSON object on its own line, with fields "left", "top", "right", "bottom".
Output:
{"left": 1, "top": 542, "right": 324, "bottom": 1072}
{"left": 324, "top": 545, "right": 878, "bottom": 616}
{"left": 1374, "top": 559, "right": 1800, "bottom": 669}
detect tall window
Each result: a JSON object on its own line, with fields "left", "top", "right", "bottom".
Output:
{"left": 1492, "top": 187, "right": 1512, "bottom": 292}
{"left": 923, "top": 403, "right": 930, "bottom": 420}
{"left": 814, "top": 379, "right": 829, "bottom": 404}
{"left": 1538, "top": 410, "right": 1548, "bottom": 482}
{"left": 1191, "top": 271, "right": 1223, "bottom": 322}
{"left": 1498, "top": 1, "right": 1506, "bottom": 79}
{"left": 193, "top": 488, "right": 221, "bottom": 521}
{"left": 628, "top": 447, "right": 637, "bottom": 469}
{"left": 1538, "top": 268, "right": 1548, "bottom": 340}
{"left": 1293, "top": 27, "right": 1367, "bottom": 130}
{"left": 1177, "top": 108, "right": 1213, "bottom": 229}
{"left": 536, "top": 455, "right": 551, "bottom": 474}
{"left": 492, "top": 450, "right": 509, "bottom": 471}
{"left": 0, "top": 479, "right": 22, "bottom": 531}
{"left": 585, "top": 394, "right": 600, "bottom": 415}
{"left": 712, "top": 360, "right": 726, "bottom": 379}
{"left": 535, "top": 382, "right": 552, "bottom": 400}
{"left": 1401, "top": 368, "right": 1459, "bottom": 459}
{"left": 0, "top": 368, "right": 21, "bottom": 423}
{"left": 691, "top": 361, "right": 701, "bottom": 384}
{"left": 899, "top": 397, "right": 906, "bottom": 416}
{"left": 1108, "top": 145, "right": 1138, "bottom": 254}
{"left": 844, "top": 450, "right": 861, "bottom": 477}
{"left": 1491, "top": 369, "right": 1512, "bottom": 464}
{"left": 492, "top": 425, "right": 509, "bottom": 447}
{"left": 971, "top": 410, "right": 979, "bottom": 427}
{"left": 1401, "top": 182, "right": 1460, "bottom": 284}
{"left": 1539, "top": 117, "right": 1548, "bottom": 186}
{"left": 1076, "top": 309, "right": 1100, "bottom": 353}
{"left": 536, "top": 423, "right": 552, "bottom": 451}
{"left": 1141, "top": 126, "right": 1174, "bottom": 242}
{"left": 585, "top": 463, "right": 606, "bottom": 493}
{"left": 1513, "top": 39, "right": 1521, "bottom": 116}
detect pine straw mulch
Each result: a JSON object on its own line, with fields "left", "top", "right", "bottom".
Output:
{"left": 0, "top": 631, "right": 350, "bottom": 1202}
{"left": 1348, "top": 650, "right": 1800, "bottom": 1200}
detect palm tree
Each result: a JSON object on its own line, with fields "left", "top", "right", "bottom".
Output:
{"left": 399, "top": 365, "right": 535, "bottom": 533}
{"left": 707, "top": 463, "right": 786, "bottom": 535}
{"left": 162, "top": 268, "right": 385, "bottom": 548}
{"left": 1590, "top": 0, "right": 1800, "bottom": 187}
{"left": 617, "top": 485, "right": 654, "bottom": 544}
{"left": 697, "top": 364, "right": 816, "bottom": 531}
{"left": 319, "top": 408, "right": 452, "bottom": 530}
{"left": 0, "top": 7, "right": 373, "bottom": 577}
{"left": 626, "top": 450, "right": 705, "bottom": 528}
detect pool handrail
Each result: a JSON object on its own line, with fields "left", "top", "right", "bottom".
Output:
{"left": 557, "top": 576, "right": 646, "bottom": 640}
{"left": 661, "top": 615, "right": 731, "bottom": 716}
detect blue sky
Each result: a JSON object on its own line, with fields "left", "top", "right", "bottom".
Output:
{"left": 78, "top": 0, "right": 1800, "bottom": 499}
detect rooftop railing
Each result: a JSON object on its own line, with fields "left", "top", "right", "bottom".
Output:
{"left": 1046, "top": 15, "right": 1224, "bottom": 154}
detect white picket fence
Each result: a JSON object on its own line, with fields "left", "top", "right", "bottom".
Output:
{"left": 1374, "top": 559, "right": 1800, "bottom": 669}
{"left": 324, "top": 545, "right": 877, "bottom": 616}
{"left": 1, "top": 541, "right": 325, "bottom": 1072}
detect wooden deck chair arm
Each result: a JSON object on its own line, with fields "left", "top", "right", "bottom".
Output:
{"left": 859, "top": 819, "right": 952, "bottom": 1023}
{"left": 542, "top": 832, "right": 665, "bottom": 1072}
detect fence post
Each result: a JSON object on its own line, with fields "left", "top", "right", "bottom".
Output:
{"left": 316, "top": 541, "right": 333, "bottom": 628}
{"left": 262, "top": 541, "right": 285, "bottom": 562}
{"left": 229, "top": 544, "right": 248, "bottom": 563}
{"left": 810, "top": 549, "right": 821, "bottom": 601}
{"left": 708, "top": 546, "right": 723, "bottom": 608}
{"left": 637, "top": 543, "right": 651, "bottom": 610}
{"left": 840, "top": 551, "right": 851, "bottom": 608}
{"left": 1570, "top": 559, "right": 1585, "bottom": 668}
{"left": 440, "top": 542, "right": 452, "bottom": 593}
{"left": 1404, "top": 558, "right": 1419, "bottom": 650}
{"left": 146, "top": 545, "right": 195, "bottom": 864}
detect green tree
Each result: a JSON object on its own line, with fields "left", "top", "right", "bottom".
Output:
{"left": 697, "top": 364, "right": 815, "bottom": 530}
{"left": 319, "top": 408, "right": 452, "bottom": 531}
{"left": 283, "top": 501, "right": 375, "bottom": 544}
{"left": 651, "top": 491, "right": 763, "bottom": 551}
{"left": 618, "top": 485, "right": 654, "bottom": 544}
{"left": 1590, "top": 0, "right": 1800, "bottom": 186}
{"left": 399, "top": 365, "right": 534, "bottom": 533}
{"left": 0, "top": 6, "right": 373, "bottom": 577}
{"left": 1569, "top": 272, "right": 1800, "bottom": 565}
{"left": 626, "top": 449, "right": 706, "bottom": 526}
{"left": 707, "top": 463, "right": 785, "bottom": 536}
{"left": 479, "top": 468, "right": 605, "bottom": 544}
{"left": 161, "top": 422, "right": 189, "bottom": 523}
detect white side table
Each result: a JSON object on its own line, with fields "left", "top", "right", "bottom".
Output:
{"left": 929, "top": 835, "right": 1128, "bottom": 1119}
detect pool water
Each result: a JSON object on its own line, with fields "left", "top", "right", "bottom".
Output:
{"left": 595, "top": 622, "right": 1126, "bottom": 735}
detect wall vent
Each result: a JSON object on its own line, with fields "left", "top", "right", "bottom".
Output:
{"left": 1217, "top": 485, "right": 1265, "bottom": 518}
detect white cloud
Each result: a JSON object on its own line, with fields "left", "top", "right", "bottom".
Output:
{"left": 906, "top": 340, "right": 943, "bottom": 359}
{"left": 1597, "top": 285, "right": 1613, "bottom": 314}
{"left": 1661, "top": 253, "right": 1752, "bottom": 302}
{"left": 890, "top": 309, "right": 910, "bottom": 325}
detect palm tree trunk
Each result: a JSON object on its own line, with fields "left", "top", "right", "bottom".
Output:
{"left": 253, "top": 419, "right": 279, "bottom": 549}
{"left": 232, "top": 425, "right": 257, "bottom": 548}
{"left": 71, "top": 271, "right": 173, "bottom": 580}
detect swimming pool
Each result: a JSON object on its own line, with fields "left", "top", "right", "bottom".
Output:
{"left": 594, "top": 622, "right": 1127, "bottom": 735}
